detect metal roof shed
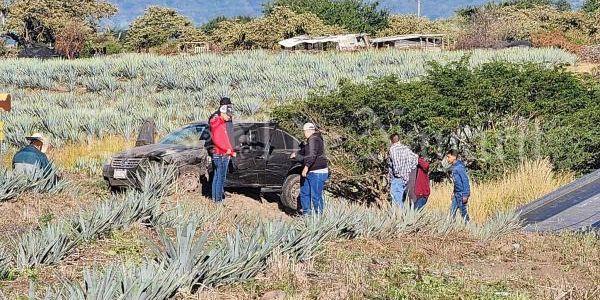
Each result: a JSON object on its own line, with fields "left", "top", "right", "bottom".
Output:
{"left": 371, "top": 34, "right": 446, "bottom": 50}
{"left": 279, "top": 34, "right": 370, "bottom": 51}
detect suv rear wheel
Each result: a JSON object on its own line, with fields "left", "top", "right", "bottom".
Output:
{"left": 281, "top": 173, "right": 301, "bottom": 211}
{"left": 177, "top": 165, "right": 202, "bottom": 193}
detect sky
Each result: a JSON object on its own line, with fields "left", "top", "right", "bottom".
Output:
{"left": 105, "top": 0, "right": 584, "bottom": 28}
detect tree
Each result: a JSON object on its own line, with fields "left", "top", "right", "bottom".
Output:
{"left": 201, "top": 15, "right": 252, "bottom": 35}
{"left": 582, "top": 0, "right": 600, "bottom": 13}
{"left": 1, "top": 0, "right": 116, "bottom": 45}
{"left": 264, "top": 0, "right": 389, "bottom": 34}
{"left": 376, "top": 15, "right": 462, "bottom": 39}
{"left": 210, "top": 6, "right": 344, "bottom": 50}
{"left": 125, "top": 6, "right": 203, "bottom": 52}
{"left": 55, "top": 21, "right": 91, "bottom": 59}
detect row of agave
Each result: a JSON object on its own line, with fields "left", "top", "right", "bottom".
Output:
{"left": 43, "top": 201, "right": 522, "bottom": 299}
{"left": 0, "top": 48, "right": 577, "bottom": 149}
{"left": 0, "top": 165, "right": 65, "bottom": 202}
{"left": 0, "top": 48, "right": 577, "bottom": 92}
{"left": 0, "top": 165, "right": 176, "bottom": 276}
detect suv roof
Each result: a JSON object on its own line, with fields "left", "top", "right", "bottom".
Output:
{"left": 189, "top": 121, "right": 277, "bottom": 126}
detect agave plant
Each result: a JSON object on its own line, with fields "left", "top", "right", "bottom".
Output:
{"left": 70, "top": 198, "right": 126, "bottom": 242}
{"left": 51, "top": 262, "right": 187, "bottom": 300}
{"left": 153, "top": 218, "right": 211, "bottom": 285}
{"left": 193, "top": 220, "right": 293, "bottom": 287}
{"left": 0, "top": 246, "right": 14, "bottom": 280}
{"left": 0, "top": 164, "right": 66, "bottom": 202}
{"left": 468, "top": 211, "right": 522, "bottom": 241}
{"left": 14, "top": 221, "right": 79, "bottom": 269}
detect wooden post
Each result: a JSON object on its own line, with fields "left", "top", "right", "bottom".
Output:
{"left": 0, "top": 93, "right": 10, "bottom": 154}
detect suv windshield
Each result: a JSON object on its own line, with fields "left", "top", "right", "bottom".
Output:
{"left": 159, "top": 125, "right": 209, "bottom": 147}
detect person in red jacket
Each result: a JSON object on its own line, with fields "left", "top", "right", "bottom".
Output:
{"left": 413, "top": 146, "right": 431, "bottom": 211}
{"left": 209, "top": 105, "right": 236, "bottom": 202}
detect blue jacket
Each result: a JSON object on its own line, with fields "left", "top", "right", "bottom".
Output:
{"left": 12, "top": 145, "right": 50, "bottom": 170}
{"left": 451, "top": 160, "right": 471, "bottom": 197}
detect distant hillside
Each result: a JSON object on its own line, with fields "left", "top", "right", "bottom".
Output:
{"left": 105, "top": 0, "right": 583, "bottom": 28}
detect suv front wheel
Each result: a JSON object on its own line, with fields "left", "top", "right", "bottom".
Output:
{"left": 177, "top": 165, "right": 202, "bottom": 193}
{"left": 281, "top": 173, "right": 301, "bottom": 211}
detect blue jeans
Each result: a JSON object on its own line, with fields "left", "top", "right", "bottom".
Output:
{"left": 450, "top": 194, "right": 470, "bottom": 222}
{"left": 414, "top": 197, "right": 428, "bottom": 211}
{"left": 211, "top": 155, "right": 230, "bottom": 202}
{"left": 390, "top": 177, "right": 407, "bottom": 208}
{"left": 300, "top": 172, "right": 328, "bottom": 215}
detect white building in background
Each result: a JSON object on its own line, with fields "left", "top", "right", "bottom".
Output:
{"left": 278, "top": 34, "right": 370, "bottom": 51}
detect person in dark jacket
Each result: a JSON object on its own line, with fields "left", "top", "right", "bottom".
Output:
{"left": 13, "top": 133, "right": 51, "bottom": 175}
{"left": 209, "top": 105, "right": 236, "bottom": 202}
{"left": 291, "top": 123, "right": 328, "bottom": 215}
{"left": 446, "top": 150, "right": 471, "bottom": 222}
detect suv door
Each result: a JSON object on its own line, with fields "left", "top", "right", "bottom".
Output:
{"left": 226, "top": 124, "right": 268, "bottom": 187}
{"left": 264, "top": 128, "right": 302, "bottom": 187}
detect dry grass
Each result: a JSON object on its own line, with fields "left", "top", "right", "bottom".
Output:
{"left": 2, "top": 136, "right": 133, "bottom": 172}
{"left": 49, "top": 136, "right": 133, "bottom": 170}
{"left": 427, "top": 159, "right": 574, "bottom": 223}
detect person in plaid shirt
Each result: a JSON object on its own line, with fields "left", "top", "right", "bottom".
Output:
{"left": 388, "top": 133, "right": 418, "bottom": 207}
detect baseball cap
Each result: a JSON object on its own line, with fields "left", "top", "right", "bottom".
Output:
{"left": 220, "top": 97, "right": 232, "bottom": 106}
{"left": 303, "top": 123, "right": 316, "bottom": 131}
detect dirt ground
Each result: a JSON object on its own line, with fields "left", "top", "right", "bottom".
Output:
{"left": 0, "top": 178, "right": 598, "bottom": 299}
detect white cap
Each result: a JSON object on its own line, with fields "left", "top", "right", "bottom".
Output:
{"left": 303, "top": 123, "right": 316, "bottom": 131}
{"left": 26, "top": 133, "right": 49, "bottom": 153}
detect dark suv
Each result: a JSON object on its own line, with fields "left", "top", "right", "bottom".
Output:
{"left": 103, "top": 121, "right": 303, "bottom": 210}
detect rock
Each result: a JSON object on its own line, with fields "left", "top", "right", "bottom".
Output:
{"left": 512, "top": 243, "right": 522, "bottom": 252}
{"left": 261, "top": 290, "right": 286, "bottom": 300}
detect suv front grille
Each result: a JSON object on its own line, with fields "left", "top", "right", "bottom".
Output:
{"left": 111, "top": 157, "right": 145, "bottom": 169}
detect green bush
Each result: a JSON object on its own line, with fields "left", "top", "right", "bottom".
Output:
{"left": 272, "top": 58, "right": 600, "bottom": 202}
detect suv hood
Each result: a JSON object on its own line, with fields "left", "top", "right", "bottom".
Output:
{"left": 114, "top": 144, "right": 197, "bottom": 158}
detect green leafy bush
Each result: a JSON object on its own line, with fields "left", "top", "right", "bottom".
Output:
{"left": 273, "top": 58, "right": 600, "bottom": 201}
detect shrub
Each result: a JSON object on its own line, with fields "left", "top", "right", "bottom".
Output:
{"left": 579, "top": 44, "right": 600, "bottom": 63}
{"left": 272, "top": 58, "right": 600, "bottom": 202}
{"left": 264, "top": 0, "right": 389, "bottom": 34}
{"left": 531, "top": 31, "right": 582, "bottom": 54}
{"left": 55, "top": 21, "right": 92, "bottom": 59}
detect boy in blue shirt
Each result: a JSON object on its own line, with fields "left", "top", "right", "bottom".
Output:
{"left": 446, "top": 150, "right": 471, "bottom": 222}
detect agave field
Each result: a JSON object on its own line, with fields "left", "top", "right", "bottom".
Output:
{"left": 0, "top": 49, "right": 596, "bottom": 298}
{"left": 0, "top": 166, "right": 523, "bottom": 298}
{"left": 0, "top": 48, "right": 576, "bottom": 149}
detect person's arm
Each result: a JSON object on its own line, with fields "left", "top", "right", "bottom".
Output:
{"left": 418, "top": 157, "right": 430, "bottom": 172}
{"left": 303, "top": 138, "right": 317, "bottom": 169}
{"left": 452, "top": 168, "right": 463, "bottom": 194}
{"left": 389, "top": 149, "right": 400, "bottom": 178}
{"left": 290, "top": 143, "right": 305, "bottom": 161}
{"left": 210, "top": 117, "right": 235, "bottom": 155}
{"left": 460, "top": 167, "right": 471, "bottom": 198}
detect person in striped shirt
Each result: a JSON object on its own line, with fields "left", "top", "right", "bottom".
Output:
{"left": 388, "top": 133, "right": 418, "bottom": 208}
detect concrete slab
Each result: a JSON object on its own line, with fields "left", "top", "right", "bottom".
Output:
{"left": 519, "top": 169, "right": 600, "bottom": 232}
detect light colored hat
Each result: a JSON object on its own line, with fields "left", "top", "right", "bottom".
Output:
{"left": 26, "top": 133, "right": 49, "bottom": 153}
{"left": 303, "top": 123, "right": 316, "bottom": 131}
